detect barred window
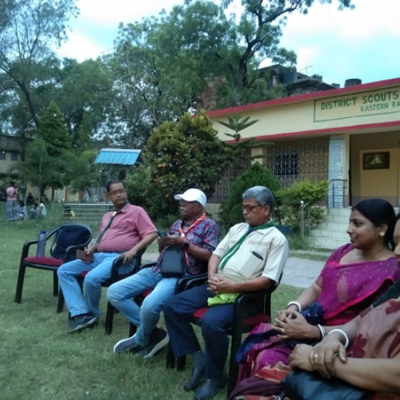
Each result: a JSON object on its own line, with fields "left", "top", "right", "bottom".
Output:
{"left": 10, "top": 152, "right": 18, "bottom": 161}
{"left": 0, "top": 151, "right": 5, "bottom": 160}
{"left": 273, "top": 152, "right": 299, "bottom": 176}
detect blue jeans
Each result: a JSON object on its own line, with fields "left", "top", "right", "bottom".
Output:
{"left": 107, "top": 268, "right": 179, "bottom": 347}
{"left": 57, "top": 252, "right": 133, "bottom": 318}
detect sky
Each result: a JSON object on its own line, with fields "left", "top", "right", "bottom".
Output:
{"left": 58, "top": 0, "right": 400, "bottom": 88}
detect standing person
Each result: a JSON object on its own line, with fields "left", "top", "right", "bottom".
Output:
{"left": 229, "top": 198, "right": 400, "bottom": 400}
{"left": 57, "top": 180, "right": 158, "bottom": 333}
{"left": 6, "top": 181, "right": 18, "bottom": 221}
{"left": 164, "top": 186, "right": 289, "bottom": 400}
{"left": 108, "top": 188, "right": 219, "bottom": 359}
{"left": 37, "top": 200, "right": 47, "bottom": 218}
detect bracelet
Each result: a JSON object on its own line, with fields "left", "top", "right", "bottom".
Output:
{"left": 317, "top": 324, "right": 326, "bottom": 340}
{"left": 328, "top": 329, "right": 350, "bottom": 348}
{"left": 286, "top": 301, "right": 302, "bottom": 312}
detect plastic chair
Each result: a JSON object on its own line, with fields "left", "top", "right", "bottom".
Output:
{"left": 166, "top": 273, "right": 281, "bottom": 397}
{"left": 56, "top": 248, "right": 146, "bottom": 335}
{"left": 14, "top": 224, "right": 92, "bottom": 305}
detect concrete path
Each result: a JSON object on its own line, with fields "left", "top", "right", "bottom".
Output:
{"left": 143, "top": 254, "right": 325, "bottom": 289}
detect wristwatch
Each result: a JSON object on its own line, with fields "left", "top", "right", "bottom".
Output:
{"left": 183, "top": 241, "right": 190, "bottom": 250}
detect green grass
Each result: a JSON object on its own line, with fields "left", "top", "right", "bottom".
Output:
{"left": 0, "top": 202, "right": 301, "bottom": 400}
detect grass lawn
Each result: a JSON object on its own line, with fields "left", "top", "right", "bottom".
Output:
{"left": 0, "top": 203, "right": 302, "bottom": 400}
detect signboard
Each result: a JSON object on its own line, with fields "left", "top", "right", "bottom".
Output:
{"left": 314, "top": 86, "right": 400, "bottom": 122}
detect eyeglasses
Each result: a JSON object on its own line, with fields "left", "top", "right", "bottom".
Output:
{"left": 241, "top": 204, "right": 262, "bottom": 212}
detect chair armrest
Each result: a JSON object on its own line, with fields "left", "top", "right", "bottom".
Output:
{"left": 20, "top": 227, "right": 61, "bottom": 259}
{"left": 64, "top": 240, "right": 92, "bottom": 263}
{"left": 175, "top": 272, "right": 208, "bottom": 294}
{"left": 110, "top": 248, "right": 147, "bottom": 282}
{"left": 138, "top": 262, "right": 157, "bottom": 270}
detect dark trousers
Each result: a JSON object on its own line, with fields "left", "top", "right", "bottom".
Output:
{"left": 164, "top": 284, "right": 259, "bottom": 379}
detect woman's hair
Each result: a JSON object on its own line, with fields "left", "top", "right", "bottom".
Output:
{"left": 352, "top": 198, "right": 396, "bottom": 249}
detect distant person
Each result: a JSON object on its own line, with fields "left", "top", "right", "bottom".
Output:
{"left": 29, "top": 203, "right": 38, "bottom": 219}
{"left": 16, "top": 201, "right": 27, "bottom": 220}
{"left": 6, "top": 181, "right": 18, "bottom": 221}
{"left": 26, "top": 193, "right": 35, "bottom": 206}
{"left": 37, "top": 201, "right": 47, "bottom": 218}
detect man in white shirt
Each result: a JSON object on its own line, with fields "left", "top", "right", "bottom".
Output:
{"left": 164, "top": 186, "right": 289, "bottom": 400}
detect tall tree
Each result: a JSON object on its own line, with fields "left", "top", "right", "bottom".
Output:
{"left": 0, "top": 0, "right": 78, "bottom": 129}
{"left": 12, "top": 101, "right": 75, "bottom": 192}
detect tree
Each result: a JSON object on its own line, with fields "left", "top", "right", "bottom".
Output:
{"left": 218, "top": 162, "right": 281, "bottom": 231}
{"left": 11, "top": 101, "right": 75, "bottom": 193}
{"left": 0, "top": 0, "right": 78, "bottom": 130}
{"left": 140, "top": 110, "right": 232, "bottom": 220}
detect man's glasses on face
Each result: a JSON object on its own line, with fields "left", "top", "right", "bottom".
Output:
{"left": 241, "top": 204, "right": 262, "bottom": 212}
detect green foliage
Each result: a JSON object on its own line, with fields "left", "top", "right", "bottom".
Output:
{"left": 218, "top": 162, "right": 281, "bottom": 231}
{"left": 125, "top": 165, "right": 151, "bottom": 209}
{"left": 276, "top": 179, "right": 329, "bottom": 230}
{"left": 11, "top": 101, "right": 75, "bottom": 191}
{"left": 143, "top": 110, "right": 232, "bottom": 220}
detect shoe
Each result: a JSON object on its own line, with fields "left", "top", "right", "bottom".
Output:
{"left": 193, "top": 373, "right": 227, "bottom": 400}
{"left": 136, "top": 328, "right": 169, "bottom": 359}
{"left": 183, "top": 366, "right": 206, "bottom": 391}
{"left": 68, "top": 314, "right": 98, "bottom": 333}
{"left": 113, "top": 334, "right": 142, "bottom": 354}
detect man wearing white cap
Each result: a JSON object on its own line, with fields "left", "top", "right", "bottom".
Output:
{"left": 108, "top": 188, "right": 219, "bottom": 358}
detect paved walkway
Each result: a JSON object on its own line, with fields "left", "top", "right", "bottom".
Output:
{"left": 143, "top": 254, "right": 325, "bottom": 289}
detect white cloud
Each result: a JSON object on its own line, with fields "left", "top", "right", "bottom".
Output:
{"left": 58, "top": 32, "right": 108, "bottom": 61}
{"left": 75, "top": 0, "right": 179, "bottom": 27}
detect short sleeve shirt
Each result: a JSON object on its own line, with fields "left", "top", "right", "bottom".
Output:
{"left": 214, "top": 223, "right": 289, "bottom": 283}
{"left": 154, "top": 216, "right": 219, "bottom": 275}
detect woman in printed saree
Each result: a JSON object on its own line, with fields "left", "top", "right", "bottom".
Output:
{"left": 288, "top": 279, "right": 400, "bottom": 399}
{"left": 230, "top": 199, "right": 400, "bottom": 400}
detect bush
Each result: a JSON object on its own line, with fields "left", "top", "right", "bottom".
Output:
{"left": 276, "top": 179, "right": 329, "bottom": 231}
{"left": 218, "top": 162, "right": 280, "bottom": 231}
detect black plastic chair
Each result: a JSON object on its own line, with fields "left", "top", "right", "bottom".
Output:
{"left": 166, "top": 273, "right": 281, "bottom": 397}
{"left": 15, "top": 224, "right": 92, "bottom": 305}
{"left": 56, "top": 248, "right": 146, "bottom": 335}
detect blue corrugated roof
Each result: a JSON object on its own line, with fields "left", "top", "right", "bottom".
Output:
{"left": 94, "top": 149, "right": 141, "bottom": 165}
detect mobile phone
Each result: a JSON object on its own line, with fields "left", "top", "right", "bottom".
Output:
{"left": 157, "top": 230, "right": 167, "bottom": 237}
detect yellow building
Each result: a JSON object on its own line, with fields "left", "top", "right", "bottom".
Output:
{"left": 208, "top": 77, "right": 400, "bottom": 207}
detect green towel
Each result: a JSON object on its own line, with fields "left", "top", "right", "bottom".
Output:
{"left": 208, "top": 293, "right": 239, "bottom": 306}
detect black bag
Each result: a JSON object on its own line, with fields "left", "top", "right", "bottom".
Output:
{"left": 281, "top": 370, "right": 373, "bottom": 400}
{"left": 159, "top": 245, "right": 186, "bottom": 278}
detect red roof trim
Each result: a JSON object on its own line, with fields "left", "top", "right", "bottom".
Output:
{"left": 208, "top": 77, "right": 400, "bottom": 117}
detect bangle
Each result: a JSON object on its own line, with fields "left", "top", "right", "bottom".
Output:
{"left": 328, "top": 329, "right": 349, "bottom": 348}
{"left": 287, "top": 301, "right": 302, "bottom": 312}
{"left": 317, "top": 324, "right": 325, "bottom": 340}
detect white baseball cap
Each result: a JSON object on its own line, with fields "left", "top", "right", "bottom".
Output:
{"left": 174, "top": 188, "right": 207, "bottom": 207}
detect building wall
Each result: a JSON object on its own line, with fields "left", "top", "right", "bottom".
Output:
{"left": 351, "top": 131, "right": 400, "bottom": 204}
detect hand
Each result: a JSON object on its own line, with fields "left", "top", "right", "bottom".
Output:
{"left": 309, "top": 334, "right": 347, "bottom": 378}
{"left": 274, "top": 311, "right": 319, "bottom": 340}
{"left": 160, "top": 234, "right": 185, "bottom": 247}
{"left": 207, "top": 275, "right": 236, "bottom": 294}
{"left": 289, "top": 344, "right": 315, "bottom": 371}
{"left": 121, "top": 248, "right": 137, "bottom": 264}
{"left": 276, "top": 308, "right": 296, "bottom": 323}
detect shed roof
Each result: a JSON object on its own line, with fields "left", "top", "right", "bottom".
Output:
{"left": 94, "top": 148, "right": 141, "bottom": 166}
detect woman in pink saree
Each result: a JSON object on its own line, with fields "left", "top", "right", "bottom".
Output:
{"left": 230, "top": 199, "right": 400, "bottom": 400}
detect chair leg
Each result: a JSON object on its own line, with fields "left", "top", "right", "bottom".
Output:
{"left": 104, "top": 301, "right": 115, "bottom": 335}
{"left": 177, "top": 355, "right": 186, "bottom": 371}
{"left": 57, "top": 288, "right": 65, "bottom": 313}
{"left": 166, "top": 343, "right": 175, "bottom": 369}
{"left": 129, "top": 322, "right": 137, "bottom": 337}
{"left": 53, "top": 271, "right": 59, "bottom": 296}
{"left": 15, "top": 264, "right": 27, "bottom": 303}
{"left": 227, "top": 331, "right": 242, "bottom": 396}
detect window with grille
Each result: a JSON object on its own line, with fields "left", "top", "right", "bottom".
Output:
{"left": 273, "top": 152, "right": 299, "bottom": 176}
{"left": 10, "top": 152, "right": 18, "bottom": 161}
{"left": 0, "top": 151, "right": 5, "bottom": 160}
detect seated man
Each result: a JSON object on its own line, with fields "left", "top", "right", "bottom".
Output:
{"left": 163, "top": 186, "right": 289, "bottom": 400}
{"left": 57, "top": 180, "right": 157, "bottom": 333}
{"left": 108, "top": 188, "right": 219, "bottom": 359}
